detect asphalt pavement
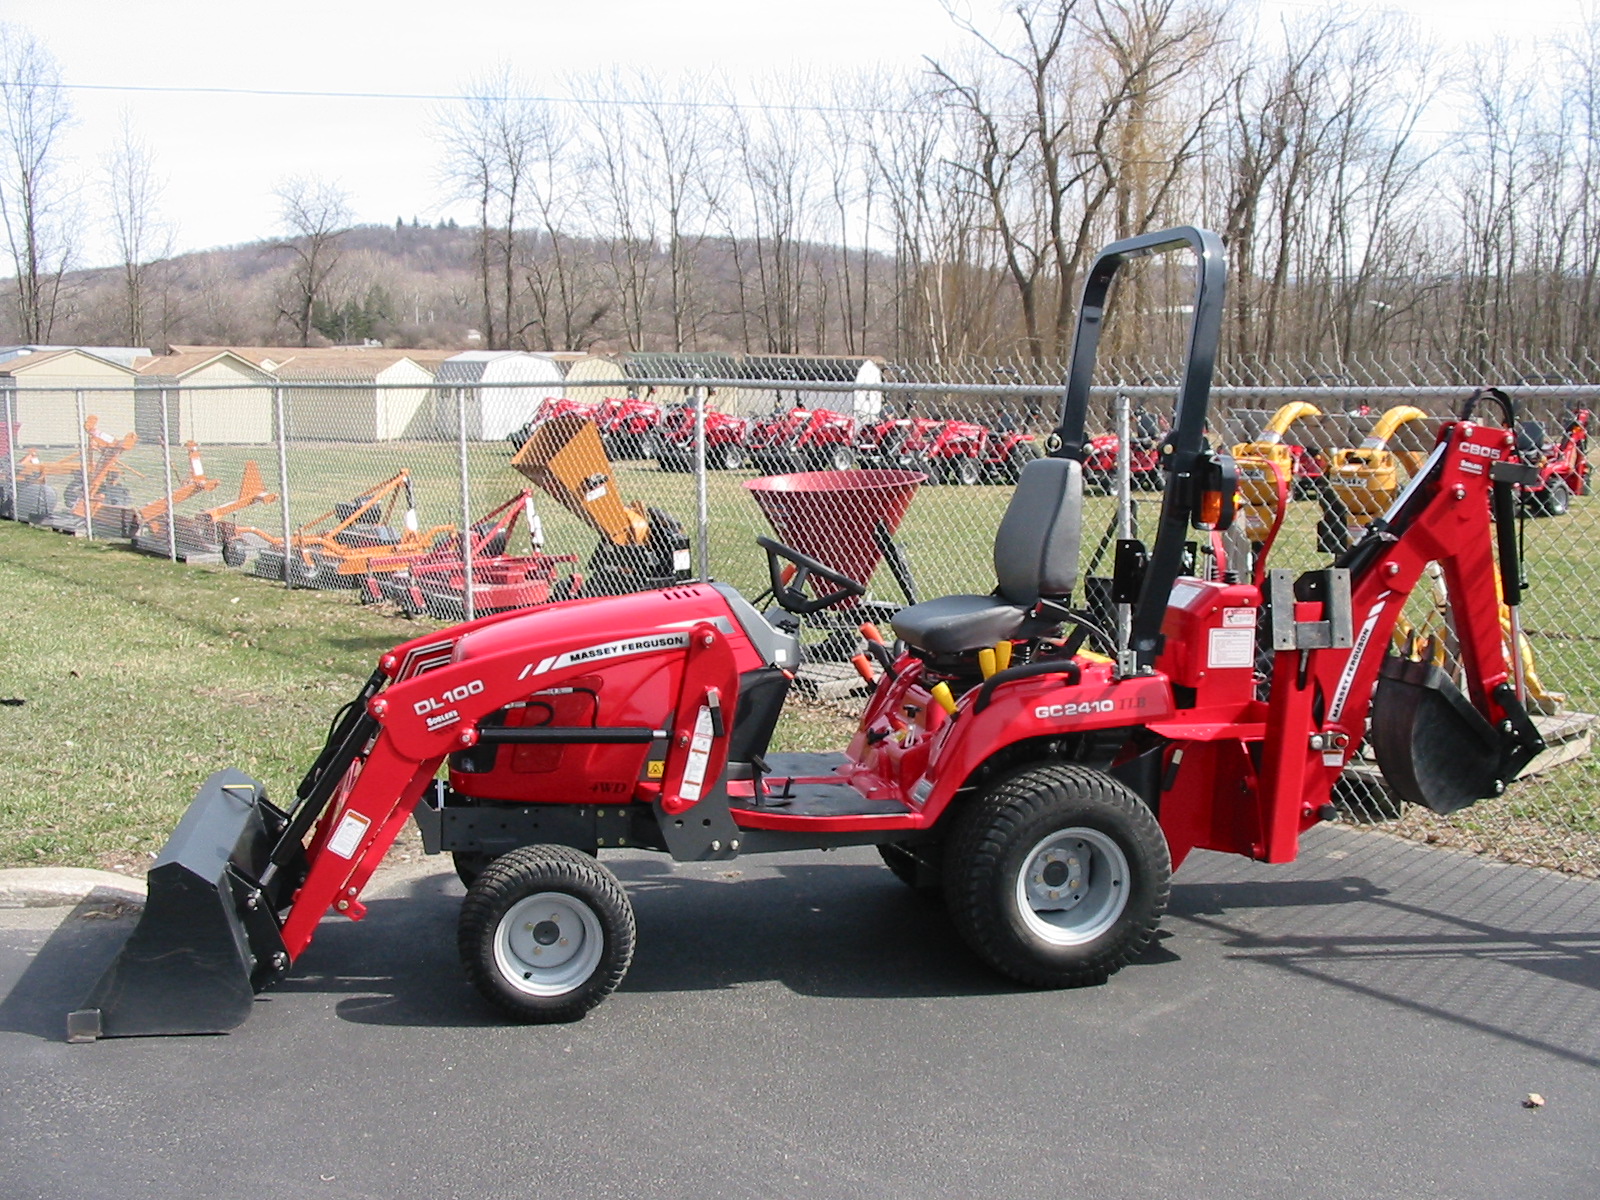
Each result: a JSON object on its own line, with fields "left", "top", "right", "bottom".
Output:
{"left": 2, "top": 824, "right": 1597, "bottom": 1200}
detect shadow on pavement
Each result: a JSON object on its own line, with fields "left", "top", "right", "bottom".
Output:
{"left": 1170, "top": 832, "right": 1600, "bottom": 1068}
{"left": 0, "top": 895, "right": 143, "bottom": 1042}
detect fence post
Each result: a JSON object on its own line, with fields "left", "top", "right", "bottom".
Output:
{"left": 3, "top": 385, "right": 15, "bottom": 520}
{"left": 75, "top": 388, "right": 94, "bottom": 540}
{"left": 1114, "top": 391, "right": 1133, "bottom": 654}
{"left": 273, "top": 383, "right": 294, "bottom": 588}
{"left": 158, "top": 387, "right": 177, "bottom": 560}
{"left": 693, "top": 381, "right": 709, "bottom": 581}
{"left": 457, "top": 386, "right": 475, "bottom": 622}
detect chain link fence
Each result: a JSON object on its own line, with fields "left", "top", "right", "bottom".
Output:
{"left": 2, "top": 349, "right": 1595, "bottom": 876}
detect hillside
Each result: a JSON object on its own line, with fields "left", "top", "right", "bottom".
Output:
{"left": 32, "top": 221, "right": 899, "bottom": 359}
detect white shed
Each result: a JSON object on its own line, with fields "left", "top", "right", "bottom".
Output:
{"left": 559, "top": 354, "right": 629, "bottom": 405}
{"left": 739, "top": 356, "right": 885, "bottom": 421}
{"left": 438, "top": 351, "right": 565, "bottom": 440}
{"left": 133, "top": 350, "right": 276, "bottom": 444}
{"left": 0, "top": 349, "right": 138, "bottom": 446}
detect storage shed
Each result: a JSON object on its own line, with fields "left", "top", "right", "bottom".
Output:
{"left": 739, "top": 355, "right": 885, "bottom": 421}
{"left": 437, "top": 351, "right": 564, "bottom": 440}
{"left": 132, "top": 350, "right": 277, "bottom": 444}
{"left": 0, "top": 349, "right": 138, "bottom": 446}
{"left": 260, "top": 349, "right": 446, "bottom": 442}
{"left": 560, "top": 353, "right": 629, "bottom": 404}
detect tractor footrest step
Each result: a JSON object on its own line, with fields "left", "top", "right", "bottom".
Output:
{"left": 742, "top": 780, "right": 910, "bottom": 819}
{"left": 761, "top": 751, "right": 849, "bottom": 776}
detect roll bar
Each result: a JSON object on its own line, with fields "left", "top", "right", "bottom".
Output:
{"left": 1049, "top": 226, "right": 1228, "bottom": 673}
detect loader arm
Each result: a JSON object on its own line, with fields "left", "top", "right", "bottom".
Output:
{"left": 271, "top": 617, "right": 740, "bottom": 957}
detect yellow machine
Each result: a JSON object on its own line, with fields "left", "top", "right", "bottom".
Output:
{"left": 1231, "top": 401, "right": 1322, "bottom": 540}
{"left": 1328, "top": 405, "right": 1431, "bottom": 521}
{"left": 511, "top": 413, "right": 691, "bottom": 594}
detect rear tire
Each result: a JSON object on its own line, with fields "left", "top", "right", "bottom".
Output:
{"left": 1545, "top": 477, "right": 1571, "bottom": 516}
{"left": 944, "top": 763, "right": 1169, "bottom": 988}
{"left": 951, "top": 456, "right": 982, "bottom": 486}
{"left": 718, "top": 443, "right": 746, "bottom": 471}
{"left": 459, "top": 844, "right": 635, "bottom": 1023}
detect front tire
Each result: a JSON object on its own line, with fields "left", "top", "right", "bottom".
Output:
{"left": 944, "top": 764, "right": 1169, "bottom": 988}
{"left": 459, "top": 844, "right": 635, "bottom": 1022}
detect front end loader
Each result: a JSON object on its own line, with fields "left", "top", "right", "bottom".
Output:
{"left": 74, "top": 227, "right": 1549, "bottom": 1039}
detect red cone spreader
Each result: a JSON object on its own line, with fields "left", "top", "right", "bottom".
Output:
{"left": 743, "top": 469, "right": 925, "bottom": 599}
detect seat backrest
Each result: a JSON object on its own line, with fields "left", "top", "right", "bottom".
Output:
{"left": 993, "top": 456, "right": 1083, "bottom": 605}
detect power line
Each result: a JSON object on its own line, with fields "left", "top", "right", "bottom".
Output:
{"left": 13, "top": 80, "right": 925, "bottom": 118}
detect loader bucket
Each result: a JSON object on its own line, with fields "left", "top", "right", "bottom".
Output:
{"left": 744, "top": 469, "right": 925, "bottom": 592}
{"left": 1368, "top": 656, "right": 1513, "bottom": 816}
{"left": 68, "top": 769, "right": 290, "bottom": 1040}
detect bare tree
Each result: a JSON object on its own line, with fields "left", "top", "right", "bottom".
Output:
{"left": 104, "top": 112, "right": 173, "bottom": 347}
{"left": 0, "top": 25, "right": 73, "bottom": 342}
{"left": 437, "top": 69, "right": 557, "bottom": 349}
{"left": 271, "top": 175, "right": 351, "bottom": 346}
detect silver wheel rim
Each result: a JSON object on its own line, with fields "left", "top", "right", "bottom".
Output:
{"left": 494, "top": 890, "right": 605, "bottom": 997}
{"left": 1015, "top": 827, "right": 1129, "bottom": 947}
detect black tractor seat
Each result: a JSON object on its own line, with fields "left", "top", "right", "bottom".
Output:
{"left": 891, "top": 456, "right": 1083, "bottom": 656}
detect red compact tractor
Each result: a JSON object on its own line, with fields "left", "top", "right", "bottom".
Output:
{"left": 1514, "top": 408, "right": 1590, "bottom": 516}
{"left": 594, "top": 397, "right": 665, "bottom": 461}
{"left": 1082, "top": 405, "right": 1168, "bottom": 494}
{"left": 506, "top": 398, "right": 601, "bottom": 453}
{"left": 879, "top": 417, "right": 1038, "bottom": 485}
{"left": 654, "top": 399, "right": 750, "bottom": 472}
{"left": 74, "top": 229, "right": 1550, "bottom": 1038}
{"left": 745, "top": 406, "right": 859, "bottom": 473}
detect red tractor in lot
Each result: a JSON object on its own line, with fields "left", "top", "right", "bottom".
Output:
{"left": 745, "top": 406, "right": 858, "bottom": 473}
{"left": 654, "top": 399, "right": 750, "bottom": 472}
{"left": 858, "top": 416, "right": 1038, "bottom": 485}
{"left": 594, "top": 396, "right": 665, "bottom": 461}
{"left": 506, "top": 398, "right": 602, "bottom": 453}
{"left": 74, "top": 228, "right": 1550, "bottom": 1038}
{"left": 1082, "top": 405, "right": 1168, "bottom": 494}
{"left": 1515, "top": 408, "right": 1590, "bottom": 516}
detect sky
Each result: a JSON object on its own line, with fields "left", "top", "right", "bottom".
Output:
{"left": 2, "top": 0, "right": 1594, "bottom": 268}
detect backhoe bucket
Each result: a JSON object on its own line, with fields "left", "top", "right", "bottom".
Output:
{"left": 1369, "top": 657, "right": 1513, "bottom": 816}
{"left": 744, "top": 469, "right": 925, "bottom": 591}
{"left": 69, "top": 770, "right": 290, "bottom": 1040}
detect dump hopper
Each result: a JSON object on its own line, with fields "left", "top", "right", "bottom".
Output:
{"left": 511, "top": 413, "right": 648, "bottom": 547}
{"left": 744, "top": 469, "right": 925, "bottom": 597}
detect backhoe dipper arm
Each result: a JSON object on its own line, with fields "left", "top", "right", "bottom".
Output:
{"left": 1256, "top": 408, "right": 1543, "bottom": 861}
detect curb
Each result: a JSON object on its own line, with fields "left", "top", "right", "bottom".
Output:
{"left": 0, "top": 868, "right": 147, "bottom": 909}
